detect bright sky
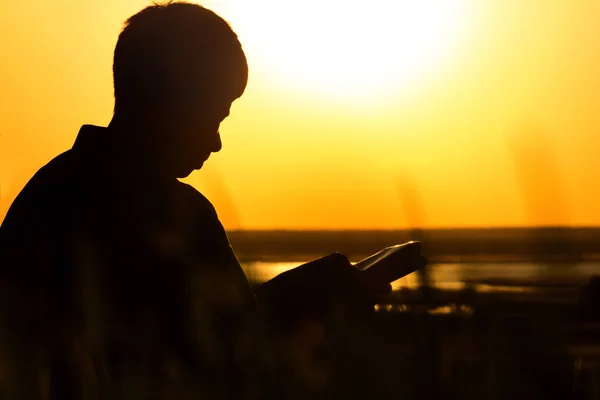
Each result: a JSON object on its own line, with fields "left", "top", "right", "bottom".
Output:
{"left": 1, "top": 0, "right": 599, "bottom": 230}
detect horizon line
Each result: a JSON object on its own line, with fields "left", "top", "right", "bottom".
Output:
{"left": 227, "top": 225, "right": 600, "bottom": 232}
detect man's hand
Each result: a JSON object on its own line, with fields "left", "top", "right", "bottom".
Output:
{"left": 255, "top": 250, "right": 426, "bottom": 392}
{"left": 256, "top": 250, "right": 426, "bottom": 324}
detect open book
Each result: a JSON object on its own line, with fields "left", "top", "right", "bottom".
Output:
{"left": 257, "top": 241, "right": 425, "bottom": 307}
{"left": 354, "top": 241, "right": 424, "bottom": 287}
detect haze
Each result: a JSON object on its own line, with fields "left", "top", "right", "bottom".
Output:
{"left": 1, "top": 0, "right": 599, "bottom": 230}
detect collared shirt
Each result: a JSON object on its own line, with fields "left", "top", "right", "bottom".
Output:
{"left": 0, "top": 125, "right": 260, "bottom": 398}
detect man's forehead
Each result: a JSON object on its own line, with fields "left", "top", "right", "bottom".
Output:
{"left": 175, "top": 61, "right": 246, "bottom": 99}
{"left": 167, "top": 78, "right": 241, "bottom": 109}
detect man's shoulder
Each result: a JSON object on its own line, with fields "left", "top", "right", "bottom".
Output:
{"left": 27, "top": 149, "right": 76, "bottom": 183}
{"left": 173, "top": 180, "right": 219, "bottom": 217}
{"left": 5, "top": 150, "right": 78, "bottom": 212}
{"left": 0, "top": 149, "right": 81, "bottom": 249}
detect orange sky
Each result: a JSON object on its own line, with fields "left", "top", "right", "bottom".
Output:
{"left": 1, "top": 0, "right": 600, "bottom": 230}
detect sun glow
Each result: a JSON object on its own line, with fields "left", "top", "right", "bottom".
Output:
{"left": 205, "top": 0, "right": 472, "bottom": 102}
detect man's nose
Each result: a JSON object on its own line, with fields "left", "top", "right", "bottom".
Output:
{"left": 211, "top": 131, "right": 222, "bottom": 153}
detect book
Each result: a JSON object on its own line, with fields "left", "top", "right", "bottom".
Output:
{"left": 354, "top": 241, "right": 424, "bottom": 287}
{"left": 256, "top": 241, "right": 425, "bottom": 307}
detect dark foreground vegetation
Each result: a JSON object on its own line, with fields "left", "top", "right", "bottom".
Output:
{"left": 1, "top": 229, "right": 599, "bottom": 399}
{"left": 248, "top": 275, "right": 600, "bottom": 400}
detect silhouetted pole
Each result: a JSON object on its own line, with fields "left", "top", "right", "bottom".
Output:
{"left": 509, "top": 127, "right": 580, "bottom": 277}
{"left": 397, "top": 175, "right": 440, "bottom": 399}
{"left": 397, "top": 177, "right": 432, "bottom": 297}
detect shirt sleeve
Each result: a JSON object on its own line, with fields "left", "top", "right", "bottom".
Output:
{"left": 206, "top": 202, "right": 258, "bottom": 310}
{"left": 179, "top": 182, "right": 258, "bottom": 310}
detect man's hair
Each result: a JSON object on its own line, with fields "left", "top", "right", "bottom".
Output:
{"left": 113, "top": 1, "right": 248, "bottom": 114}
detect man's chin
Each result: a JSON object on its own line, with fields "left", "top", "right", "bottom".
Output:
{"left": 194, "top": 161, "right": 206, "bottom": 172}
{"left": 176, "top": 163, "right": 205, "bottom": 178}
{"left": 174, "top": 155, "right": 211, "bottom": 178}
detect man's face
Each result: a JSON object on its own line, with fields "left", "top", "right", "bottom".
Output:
{"left": 156, "top": 91, "right": 237, "bottom": 178}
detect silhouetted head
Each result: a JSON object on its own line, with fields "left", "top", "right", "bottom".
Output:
{"left": 111, "top": 1, "right": 248, "bottom": 178}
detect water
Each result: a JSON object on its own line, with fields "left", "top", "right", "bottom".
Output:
{"left": 242, "top": 261, "right": 600, "bottom": 293}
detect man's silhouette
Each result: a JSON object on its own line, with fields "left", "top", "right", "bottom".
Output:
{"left": 0, "top": 3, "right": 262, "bottom": 397}
{"left": 0, "top": 2, "right": 417, "bottom": 398}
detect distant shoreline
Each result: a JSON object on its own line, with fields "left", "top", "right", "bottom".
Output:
{"left": 227, "top": 227, "right": 600, "bottom": 263}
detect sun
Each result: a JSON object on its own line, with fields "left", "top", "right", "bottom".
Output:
{"left": 203, "top": 0, "right": 472, "bottom": 103}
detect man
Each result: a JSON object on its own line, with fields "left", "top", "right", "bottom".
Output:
{"left": 0, "top": 2, "right": 419, "bottom": 398}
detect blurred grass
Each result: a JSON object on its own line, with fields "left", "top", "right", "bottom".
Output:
{"left": 1, "top": 265, "right": 599, "bottom": 399}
